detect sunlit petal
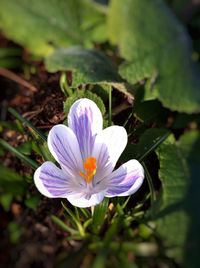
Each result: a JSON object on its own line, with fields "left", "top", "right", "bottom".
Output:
{"left": 105, "top": 160, "right": 144, "bottom": 197}
{"left": 34, "top": 162, "right": 78, "bottom": 198}
{"left": 93, "top": 126, "right": 127, "bottom": 181}
{"left": 68, "top": 98, "right": 103, "bottom": 158}
{"left": 48, "top": 124, "right": 83, "bottom": 175}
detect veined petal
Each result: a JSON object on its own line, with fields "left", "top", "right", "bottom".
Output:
{"left": 93, "top": 126, "right": 127, "bottom": 180}
{"left": 105, "top": 160, "right": 144, "bottom": 197}
{"left": 67, "top": 192, "right": 105, "bottom": 208}
{"left": 34, "top": 161, "right": 75, "bottom": 198}
{"left": 48, "top": 124, "right": 83, "bottom": 175}
{"left": 68, "top": 98, "right": 103, "bottom": 158}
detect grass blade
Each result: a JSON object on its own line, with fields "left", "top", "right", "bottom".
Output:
{"left": 142, "top": 162, "right": 156, "bottom": 204}
{"left": 138, "top": 131, "right": 170, "bottom": 162}
{"left": 8, "top": 107, "right": 46, "bottom": 142}
{"left": 0, "top": 139, "right": 38, "bottom": 170}
{"left": 51, "top": 215, "right": 78, "bottom": 235}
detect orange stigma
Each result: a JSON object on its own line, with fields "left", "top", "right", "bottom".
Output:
{"left": 79, "top": 157, "right": 97, "bottom": 183}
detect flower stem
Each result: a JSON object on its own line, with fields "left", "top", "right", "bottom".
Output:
{"left": 108, "top": 86, "right": 112, "bottom": 126}
{"left": 91, "top": 205, "right": 95, "bottom": 216}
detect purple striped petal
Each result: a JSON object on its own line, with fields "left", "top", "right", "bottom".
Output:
{"left": 92, "top": 126, "right": 128, "bottom": 182}
{"left": 105, "top": 160, "right": 144, "bottom": 197}
{"left": 34, "top": 161, "right": 75, "bottom": 197}
{"left": 48, "top": 124, "right": 83, "bottom": 175}
{"left": 68, "top": 99, "right": 103, "bottom": 159}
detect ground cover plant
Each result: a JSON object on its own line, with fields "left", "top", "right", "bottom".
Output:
{"left": 0, "top": 0, "right": 200, "bottom": 267}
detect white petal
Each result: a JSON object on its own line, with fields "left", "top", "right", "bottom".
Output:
{"left": 34, "top": 161, "right": 69, "bottom": 198}
{"left": 105, "top": 160, "right": 144, "bottom": 197}
{"left": 48, "top": 124, "right": 83, "bottom": 175}
{"left": 92, "top": 126, "right": 128, "bottom": 180}
{"left": 34, "top": 161, "right": 85, "bottom": 198}
{"left": 67, "top": 192, "right": 105, "bottom": 208}
{"left": 34, "top": 164, "right": 54, "bottom": 198}
{"left": 68, "top": 98, "right": 103, "bottom": 158}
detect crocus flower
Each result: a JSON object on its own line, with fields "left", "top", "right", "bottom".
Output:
{"left": 34, "top": 98, "right": 144, "bottom": 207}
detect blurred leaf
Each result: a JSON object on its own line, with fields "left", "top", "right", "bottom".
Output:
{"left": 0, "top": 0, "right": 106, "bottom": 56}
{"left": 0, "top": 193, "right": 13, "bottom": 211}
{"left": 51, "top": 215, "right": 78, "bottom": 235}
{"left": 172, "top": 113, "right": 200, "bottom": 129}
{"left": 46, "top": 47, "right": 119, "bottom": 85}
{"left": 0, "top": 164, "right": 23, "bottom": 182}
{"left": 121, "top": 128, "right": 169, "bottom": 162}
{"left": 8, "top": 222, "right": 22, "bottom": 244}
{"left": 17, "top": 141, "right": 33, "bottom": 155}
{"left": 138, "top": 223, "right": 153, "bottom": 239}
{"left": 153, "top": 131, "right": 200, "bottom": 266}
{"left": 108, "top": 0, "right": 200, "bottom": 113}
{"left": 0, "top": 139, "right": 38, "bottom": 169}
{"left": 0, "top": 164, "right": 28, "bottom": 196}
{"left": 0, "top": 120, "right": 24, "bottom": 133}
{"left": 61, "top": 201, "right": 86, "bottom": 237}
{"left": 134, "top": 100, "right": 169, "bottom": 125}
{"left": 0, "top": 47, "right": 22, "bottom": 68}
{"left": 92, "top": 197, "right": 108, "bottom": 233}
{"left": 25, "top": 195, "right": 40, "bottom": 210}
{"left": 59, "top": 72, "right": 73, "bottom": 96}
{"left": 64, "top": 90, "right": 106, "bottom": 118}
{"left": 57, "top": 243, "right": 87, "bottom": 268}
{"left": 46, "top": 47, "right": 133, "bottom": 100}
{"left": 8, "top": 107, "right": 46, "bottom": 142}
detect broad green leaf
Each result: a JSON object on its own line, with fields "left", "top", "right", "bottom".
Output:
{"left": 108, "top": 0, "right": 200, "bottom": 113}
{"left": 46, "top": 47, "right": 119, "bottom": 85}
{"left": 134, "top": 100, "right": 169, "bottom": 125}
{"left": 64, "top": 90, "right": 106, "bottom": 117}
{"left": 154, "top": 131, "right": 200, "bottom": 266}
{"left": 120, "top": 128, "right": 169, "bottom": 162}
{"left": 45, "top": 47, "right": 133, "bottom": 99}
{"left": 0, "top": 0, "right": 106, "bottom": 56}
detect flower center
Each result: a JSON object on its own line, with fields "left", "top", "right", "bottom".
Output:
{"left": 79, "top": 157, "right": 97, "bottom": 183}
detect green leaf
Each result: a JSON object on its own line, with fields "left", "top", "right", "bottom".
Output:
{"left": 0, "top": 0, "right": 106, "bottom": 56}
{"left": 154, "top": 131, "right": 200, "bottom": 266}
{"left": 46, "top": 47, "right": 120, "bottom": 85}
{"left": 108, "top": 0, "right": 200, "bottom": 113}
{"left": 51, "top": 215, "right": 78, "bottom": 235}
{"left": 0, "top": 193, "right": 13, "bottom": 211}
{"left": 0, "top": 139, "right": 38, "bottom": 170}
{"left": 25, "top": 195, "right": 40, "bottom": 210}
{"left": 134, "top": 100, "right": 169, "bottom": 125}
{"left": 0, "top": 165, "right": 28, "bottom": 208}
{"left": 92, "top": 197, "right": 109, "bottom": 233}
{"left": 46, "top": 47, "right": 134, "bottom": 100}
{"left": 64, "top": 90, "right": 106, "bottom": 117}
{"left": 121, "top": 128, "right": 169, "bottom": 162}
{"left": 8, "top": 107, "right": 46, "bottom": 142}
{"left": 8, "top": 222, "right": 22, "bottom": 244}
{"left": 0, "top": 47, "right": 22, "bottom": 68}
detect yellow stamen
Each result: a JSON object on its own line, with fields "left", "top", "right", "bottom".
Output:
{"left": 79, "top": 157, "right": 97, "bottom": 183}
